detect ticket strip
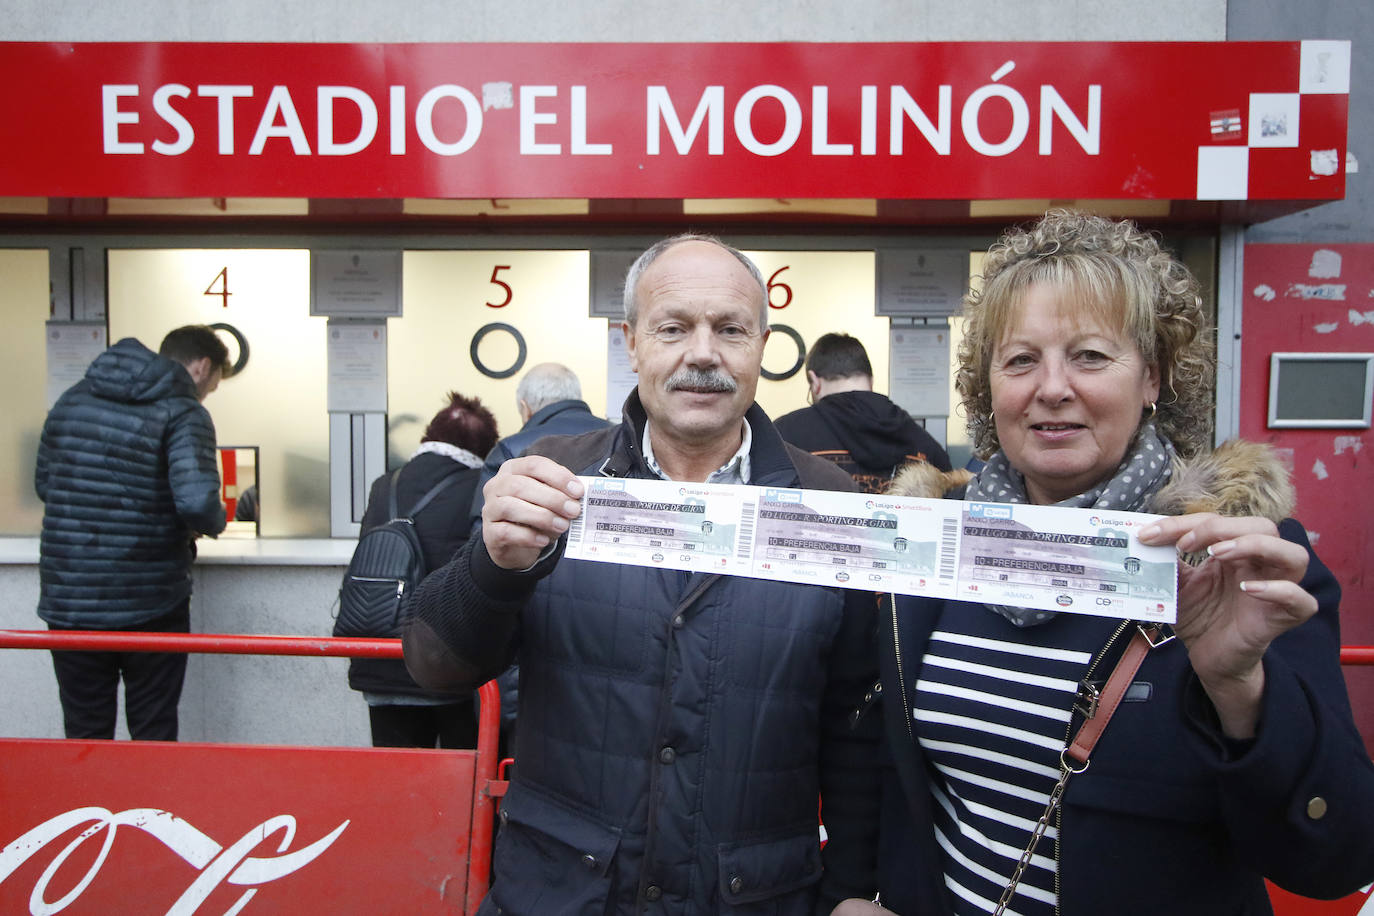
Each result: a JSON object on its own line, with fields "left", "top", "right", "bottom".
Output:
{"left": 565, "top": 477, "right": 1178, "bottom": 623}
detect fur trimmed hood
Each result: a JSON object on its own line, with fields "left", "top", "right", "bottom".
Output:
{"left": 888, "top": 439, "right": 1295, "bottom": 523}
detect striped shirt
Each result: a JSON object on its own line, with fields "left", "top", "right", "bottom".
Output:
{"left": 914, "top": 603, "right": 1121, "bottom": 914}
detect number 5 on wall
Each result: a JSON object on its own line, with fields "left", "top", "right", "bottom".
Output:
{"left": 486, "top": 265, "right": 513, "bottom": 308}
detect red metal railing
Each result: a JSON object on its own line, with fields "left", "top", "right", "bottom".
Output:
{"left": 1, "top": 630, "right": 1370, "bottom": 913}
{"left": 0, "top": 629, "right": 506, "bottom": 914}
{"left": 1342, "top": 647, "right": 1374, "bottom": 666}
{"left": 3, "top": 629, "right": 1370, "bottom": 665}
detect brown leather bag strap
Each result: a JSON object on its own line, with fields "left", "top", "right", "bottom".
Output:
{"left": 1066, "top": 623, "right": 1170, "bottom": 765}
{"left": 995, "top": 622, "right": 1173, "bottom": 916}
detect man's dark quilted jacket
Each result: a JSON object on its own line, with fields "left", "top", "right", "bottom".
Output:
{"left": 405, "top": 392, "right": 880, "bottom": 914}
{"left": 36, "top": 337, "right": 225, "bottom": 627}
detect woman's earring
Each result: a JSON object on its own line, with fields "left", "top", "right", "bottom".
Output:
{"left": 1143, "top": 401, "right": 1157, "bottom": 421}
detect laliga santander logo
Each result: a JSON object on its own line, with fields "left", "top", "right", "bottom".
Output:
{"left": 0, "top": 806, "right": 348, "bottom": 914}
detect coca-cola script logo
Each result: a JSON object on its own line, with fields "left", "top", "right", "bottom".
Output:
{"left": 0, "top": 806, "right": 348, "bottom": 914}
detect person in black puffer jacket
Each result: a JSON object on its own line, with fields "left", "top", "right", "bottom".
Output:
{"left": 37, "top": 325, "right": 230, "bottom": 741}
{"left": 348, "top": 391, "right": 499, "bottom": 749}
{"left": 775, "top": 333, "right": 952, "bottom": 494}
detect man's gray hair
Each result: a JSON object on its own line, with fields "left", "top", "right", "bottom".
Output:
{"left": 517, "top": 362, "right": 583, "bottom": 414}
{"left": 621, "top": 233, "right": 768, "bottom": 328}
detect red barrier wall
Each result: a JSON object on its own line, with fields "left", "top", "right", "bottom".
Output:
{"left": 1240, "top": 242, "right": 1374, "bottom": 755}
{"left": 0, "top": 739, "right": 475, "bottom": 913}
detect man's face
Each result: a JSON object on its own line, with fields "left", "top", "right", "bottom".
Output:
{"left": 625, "top": 241, "right": 768, "bottom": 455}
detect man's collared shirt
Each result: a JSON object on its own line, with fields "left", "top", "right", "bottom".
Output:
{"left": 642, "top": 420, "right": 752, "bottom": 485}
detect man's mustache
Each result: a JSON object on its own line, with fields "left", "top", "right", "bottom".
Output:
{"left": 666, "top": 368, "right": 737, "bottom": 393}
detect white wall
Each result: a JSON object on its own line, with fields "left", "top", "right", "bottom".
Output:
{"left": 7, "top": 0, "right": 1225, "bottom": 41}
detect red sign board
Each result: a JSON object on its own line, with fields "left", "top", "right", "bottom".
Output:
{"left": 0, "top": 736, "right": 1366, "bottom": 913}
{"left": 0, "top": 739, "right": 475, "bottom": 914}
{"left": 0, "top": 41, "right": 1351, "bottom": 201}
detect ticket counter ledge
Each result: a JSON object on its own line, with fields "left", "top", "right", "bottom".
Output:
{"left": 0, "top": 536, "right": 355, "bottom": 566}
{"left": 0, "top": 535, "right": 368, "bottom": 745}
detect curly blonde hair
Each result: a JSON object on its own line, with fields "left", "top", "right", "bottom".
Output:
{"left": 957, "top": 209, "right": 1215, "bottom": 459}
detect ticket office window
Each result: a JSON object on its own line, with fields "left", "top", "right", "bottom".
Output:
{"left": 392, "top": 250, "right": 603, "bottom": 461}
{"left": 0, "top": 249, "right": 53, "bottom": 535}
{"left": 108, "top": 249, "right": 328, "bottom": 537}
{"left": 8, "top": 245, "right": 944, "bottom": 538}
{"left": 393, "top": 249, "right": 892, "bottom": 467}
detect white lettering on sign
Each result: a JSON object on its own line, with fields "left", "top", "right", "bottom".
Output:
{"left": 101, "top": 85, "right": 142, "bottom": 154}
{"left": 571, "top": 86, "right": 613, "bottom": 155}
{"left": 0, "top": 806, "right": 348, "bottom": 914}
{"left": 197, "top": 85, "right": 254, "bottom": 155}
{"left": 890, "top": 85, "right": 952, "bottom": 155}
{"left": 734, "top": 85, "right": 803, "bottom": 157}
{"left": 152, "top": 84, "right": 194, "bottom": 155}
{"left": 100, "top": 78, "right": 1101, "bottom": 161}
{"left": 249, "top": 85, "right": 311, "bottom": 155}
{"left": 647, "top": 86, "right": 725, "bottom": 155}
{"left": 520, "top": 84, "right": 560, "bottom": 155}
{"left": 416, "top": 84, "right": 482, "bottom": 155}
{"left": 648, "top": 79, "right": 1097, "bottom": 158}
{"left": 318, "top": 86, "right": 378, "bottom": 156}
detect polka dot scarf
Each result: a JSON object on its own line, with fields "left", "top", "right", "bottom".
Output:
{"left": 965, "top": 424, "right": 1176, "bottom": 627}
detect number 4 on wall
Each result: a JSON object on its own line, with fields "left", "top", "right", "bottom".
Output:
{"left": 205, "top": 267, "right": 231, "bottom": 308}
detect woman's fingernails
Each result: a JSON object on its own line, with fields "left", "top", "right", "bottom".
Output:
{"left": 1239, "top": 580, "right": 1264, "bottom": 594}
{"left": 1139, "top": 524, "right": 1160, "bottom": 541}
{"left": 1208, "top": 540, "right": 1235, "bottom": 557}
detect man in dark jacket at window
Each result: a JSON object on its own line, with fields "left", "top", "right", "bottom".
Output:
{"left": 775, "top": 332, "right": 952, "bottom": 493}
{"left": 405, "top": 235, "right": 880, "bottom": 914}
{"left": 36, "top": 325, "right": 230, "bottom": 741}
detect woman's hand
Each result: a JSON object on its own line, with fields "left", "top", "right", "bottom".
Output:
{"left": 1137, "top": 513, "right": 1316, "bottom": 739}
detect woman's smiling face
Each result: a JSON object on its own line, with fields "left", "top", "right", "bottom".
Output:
{"left": 990, "top": 281, "right": 1160, "bottom": 505}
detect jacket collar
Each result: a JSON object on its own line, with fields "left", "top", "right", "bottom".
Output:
{"left": 527, "top": 399, "right": 594, "bottom": 428}
{"left": 599, "top": 389, "right": 801, "bottom": 488}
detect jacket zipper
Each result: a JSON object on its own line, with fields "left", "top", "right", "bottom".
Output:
{"left": 1053, "top": 617, "right": 1131, "bottom": 915}
{"left": 888, "top": 593, "right": 915, "bottom": 747}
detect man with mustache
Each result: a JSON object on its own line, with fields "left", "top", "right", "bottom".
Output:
{"left": 405, "top": 234, "right": 880, "bottom": 914}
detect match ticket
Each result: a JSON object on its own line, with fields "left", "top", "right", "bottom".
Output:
{"left": 564, "top": 477, "right": 1177, "bottom": 622}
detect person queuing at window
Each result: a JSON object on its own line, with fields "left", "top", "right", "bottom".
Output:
{"left": 348, "top": 392, "right": 498, "bottom": 749}
{"left": 37, "top": 325, "right": 231, "bottom": 741}
{"left": 775, "top": 331, "right": 952, "bottom": 493}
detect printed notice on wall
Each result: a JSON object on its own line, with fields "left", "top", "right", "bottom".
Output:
{"left": 889, "top": 324, "right": 951, "bottom": 418}
{"left": 876, "top": 249, "right": 968, "bottom": 317}
{"left": 46, "top": 321, "right": 107, "bottom": 409}
{"left": 327, "top": 320, "right": 388, "bottom": 413}
{"left": 590, "top": 250, "right": 639, "bottom": 318}
{"left": 311, "top": 250, "right": 402, "bottom": 317}
{"left": 606, "top": 323, "right": 637, "bottom": 423}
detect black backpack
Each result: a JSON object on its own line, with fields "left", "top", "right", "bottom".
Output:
{"left": 333, "top": 466, "right": 465, "bottom": 639}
